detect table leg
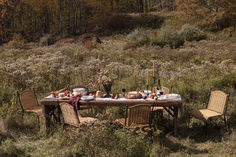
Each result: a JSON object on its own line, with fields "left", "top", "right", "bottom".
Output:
{"left": 42, "top": 105, "right": 53, "bottom": 131}
{"left": 57, "top": 105, "right": 61, "bottom": 123}
{"left": 173, "top": 106, "right": 179, "bottom": 137}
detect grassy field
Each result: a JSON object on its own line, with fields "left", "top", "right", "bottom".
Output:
{"left": 0, "top": 12, "right": 235, "bottom": 157}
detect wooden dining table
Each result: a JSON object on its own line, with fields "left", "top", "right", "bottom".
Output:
{"left": 40, "top": 98, "right": 182, "bottom": 136}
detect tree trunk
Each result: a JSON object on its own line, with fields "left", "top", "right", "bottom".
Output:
{"left": 159, "top": 0, "right": 163, "bottom": 10}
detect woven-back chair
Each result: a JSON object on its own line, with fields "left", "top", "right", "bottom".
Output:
{"left": 60, "top": 102, "right": 80, "bottom": 127}
{"left": 161, "top": 86, "right": 170, "bottom": 95}
{"left": 116, "top": 104, "right": 152, "bottom": 128}
{"left": 17, "top": 89, "right": 42, "bottom": 128}
{"left": 127, "top": 105, "right": 151, "bottom": 126}
{"left": 60, "top": 102, "right": 97, "bottom": 128}
{"left": 190, "top": 90, "right": 230, "bottom": 133}
{"left": 153, "top": 86, "right": 170, "bottom": 111}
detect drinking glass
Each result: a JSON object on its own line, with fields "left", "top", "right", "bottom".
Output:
{"left": 122, "top": 88, "right": 126, "bottom": 96}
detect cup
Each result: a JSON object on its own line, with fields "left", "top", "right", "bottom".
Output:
{"left": 58, "top": 93, "right": 65, "bottom": 98}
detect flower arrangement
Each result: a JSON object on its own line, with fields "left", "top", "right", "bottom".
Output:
{"left": 97, "top": 69, "right": 118, "bottom": 97}
{"left": 97, "top": 69, "right": 117, "bottom": 85}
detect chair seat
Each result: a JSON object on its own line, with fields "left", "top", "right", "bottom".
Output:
{"left": 25, "top": 106, "right": 43, "bottom": 115}
{"left": 190, "top": 109, "right": 222, "bottom": 122}
{"left": 78, "top": 116, "right": 97, "bottom": 124}
{"left": 152, "top": 106, "right": 164, "bottom": 111}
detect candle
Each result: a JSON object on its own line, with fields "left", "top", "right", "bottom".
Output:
{"left": 146, "top": 71, "right": 149, "bottom": 85}
{"left": 153, "top": 61, "right": 155, "bottom": 77}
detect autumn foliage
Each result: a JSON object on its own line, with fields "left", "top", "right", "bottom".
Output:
{"left": 0, "top": 0, "right": 235, "bottom": 44}
{"left": 176, "top": 0, "right": 236, "bottom": 31}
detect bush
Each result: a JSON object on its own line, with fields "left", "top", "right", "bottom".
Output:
{"left": 7, "top": 34, "right": 26, "bottom": 49}
{"left": 201, "top": 11, "right": 235, "bottom": 32}
{"left": 213, "top": 72, "right": 236, "bottom": 90}
{"left": 151, "top": 26, "right": 184, "bottom": 48}
{"left": 105, "top": 15, "right": 127, "bottom": 31}
{"left": 0, "top": 103, "right": 19, "bottom": 119}
{"left": 0, "top": 139, "right": 26, "bottom": 157}
{"left": 178, "top": 24, "right": 207, "bottom": 41}
{"left": 114, "top": 129, "right": 151, "bottom": 156}
{"left": 39, "top": 34, "right": 55, "bottom": 46}
{"left": 127, "top": 28, "right": 149, "bottom": 45}
{"left": 0, "top": 83, "right": 16, "bottom": 107}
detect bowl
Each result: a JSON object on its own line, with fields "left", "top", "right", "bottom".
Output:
{"left": 58, "top": 93, "right": 65, "bottom": 98}
{"left": 73, "top": 88, "right": 87, "bottom": 95}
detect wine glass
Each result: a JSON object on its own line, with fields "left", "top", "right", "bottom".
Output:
{"left": 122, "top": 88, "right": 126, "bottom": 96}
{"left": 160, "top": 88, "right": 164, "bottom": 95}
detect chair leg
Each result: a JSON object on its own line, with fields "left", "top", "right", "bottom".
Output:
{"left": 57, "top": 105, "right": 61, "bottom": 123}
{"left": 37, "top": 115, "right": 40, "bottom": 128}
{"left": 21, "top": 113, "right": 24, "bottom": 124}
{"left": 224, "top": 115, "right": 229, "bottom": 132}
{"left": 205, "top": 121, "right": 208, "bottom": 136}
{"left": 61, "top": 116, "right": 65, "bottom": 131}
{"left": 187, "top": 114, "right": 191, "bottom": 129}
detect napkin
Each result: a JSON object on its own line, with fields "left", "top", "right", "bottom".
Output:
{"left": 68, "top": 96, "right": 81, "bottom": 110}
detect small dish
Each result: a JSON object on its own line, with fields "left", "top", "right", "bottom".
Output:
{"left": 81, "top": 96, "right": 95, "bottom": 101}
{"left": 144, "top": 90, "right": 152, "bottom": 94}
{"left": 58, "top": 93, "right": 65, "bottom": 97}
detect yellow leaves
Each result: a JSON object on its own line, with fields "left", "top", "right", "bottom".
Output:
{"left": 1, "top": 9, "right": 7, "bottom": 18}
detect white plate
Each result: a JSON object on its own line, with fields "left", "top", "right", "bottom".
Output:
{"left": 144, "top": 90, "right": 152, "bottom": 94}
{"left": 45, "top": 94, "right": 55, "bottom": 99}
{"left": 81, "top": 96, "right": 94, "bottom": 101}
{"left": 73, "top": 88, "right": 87, "bottom": 95}
{"left": 158, "top": 94, "right": 181, "bottom": 100}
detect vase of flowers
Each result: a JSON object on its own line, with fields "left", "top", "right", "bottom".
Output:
{"left": 97, "top": 69, "right": 117, "bottom": 98}
{"left": 103, "top": 83, "right": 112, "bottom": 98}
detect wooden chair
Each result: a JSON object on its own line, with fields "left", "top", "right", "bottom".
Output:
{"left": 189, "top": 90, "right": 230, "bottom": 133}
{"left": 60, "top": 102, "right": 97, "bottom": 128}
{"left": 116, "top": 104, "right": 152, "bottom": 128}
{"left": 152, "top": 86, "right": 173, "bottom": 127}
{"left": 153, "top": 86, "right": 170, "bottom": 111}
{"left": 17, "top": 89, "right": 42, "bottom": 128}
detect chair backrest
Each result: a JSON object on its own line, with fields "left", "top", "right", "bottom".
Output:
{"left": 60, "top": 102, "right": 80, "bottom": 127}
{"left": 161, "top": 86, "right": 170, "bottom": 94}
{"left": 127, "top": 104, "right": 151, "bottom": 126}
{"left": 19, "top": 90, "right": 38, "bottom": 110}
{"left": 207, "top": 90, "right": 228, "bottom": 114}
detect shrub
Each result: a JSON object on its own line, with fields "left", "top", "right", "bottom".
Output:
{"left": 39, "top": 34, "right": 55, "bottom": 46}
{"left": 7, "top": 34, "right": 26, "bottom": 49}
{"left": 127, "top": 28, "right": 150, "bottom": 45}
{"left": 0, "top": 103, "right": 19, "bottom": 119}
{"left": 114, "top": 129, "right": 151, "bottom": 156}
{"left": 213, "top": 72, "right": 236, "bottom": 90}
{"left": 105, "top": 15, "right": 127, "bottom": 31}
{"left": 151, "top": 26, "right": 184, "bottom": 48}
{"left": 0, "top": 83, "right": 16, "bottom": 107}
{"left": 0, "top": 139, "right": 26, "bottom": 156}
{"left": 201, "top": 11, "right": 234, "bottom": 32}
{"left": 178, "top": 24, "right": 207, "bottom": 41}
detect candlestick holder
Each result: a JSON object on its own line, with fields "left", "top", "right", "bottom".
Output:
{"left": 152, "top": 76, "right": 156, "bottom": 92}
{"left": 158, "top": 78, "right": 161, "bottom": 87}
{"left": 146, "top": 85, "right": 149, "bottom": 96}
{"left": 153, "top": 76, "right": 156, "bottom": 84}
